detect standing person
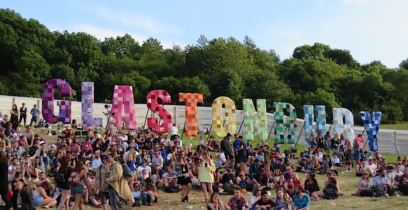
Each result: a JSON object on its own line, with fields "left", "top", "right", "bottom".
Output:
{"left": 10, "top": 104, "right": 18, "bottom": 130}
{"left": 68, "top": 161, "right": 89, "bottom": 210}
{"left": 29, "top": 104, "right": 40, "bottom": 127}
{"left": 95, "top": 155, "right": 111, "bottom": 210}
{"left": 171, "top": 123, "right": 178, "bottom": 140}
{"left": 105, "top": 155, "right": 134, "bottom": 210}
{"left": 18, "top": 103, "right": 27, "bottom": 126}
{"left": 0, "top": 152, "right": 12, "bottom": 209}
{"left": 177, "top": 151, "right": 192, "bottom": 203}
{"left": 197, "top": 151, "right": 216, "bottom": 203}
{"left": 220, "top": 134, "right": 234, "bottom": 165}
{"left": 55, "top": 158, "right": 72, "bottom": 210}
{"left": 107, "top": 113, "right": 117, "bottom": 134}
{"left": 103, "top": 105, "right": 111, "bottom": 130}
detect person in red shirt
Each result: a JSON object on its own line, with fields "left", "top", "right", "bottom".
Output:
{"left": 354, "top": 134, "right": 364, "bottom": 150}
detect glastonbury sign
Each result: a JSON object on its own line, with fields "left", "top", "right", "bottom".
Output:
{"left": 41, "top": 79, "right": 382, "bottom": 151}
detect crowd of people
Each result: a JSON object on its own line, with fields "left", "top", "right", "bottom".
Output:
{"left": 0, "top": 103, "right": 407, "bottom": 210}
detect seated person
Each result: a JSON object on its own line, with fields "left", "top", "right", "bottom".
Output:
{"left": 312, "top": 171, "right": 340, "bottom": 200}
{"left": 207, "top": 193, "right": 226, "bottom": 210}
{"left": 355, "top": 159, "right": 366, "bottom": 177}
{"left": 293, "top": 187, "right": 311, "bottom": 210}
{"left": 304, "top": 173, "right": 320, "bottom": 196}
{"left": 254, "top": 191, "right": 275, "bottom": 210}
{"left": 354, "top": 170, "right": 373, "bottom": 196}
{"left": 274, "top": 188, "right": 292, "bottom": 210}
{"left": 271, "top": 169, "right": 284, "bottom": 189}
{"left": 226, "top": 189, "right": 248, "bottom": 210}
{"left": 11, "top": 179, "right": 35, "bottom": 210}
{"left": 296, "top": 158, "right": 311, "bottom": 173}
{"left": 330, "top": 154, "right": 341, "bottom": 167}
{"left": 30, "top": 184, "right": 57, "bottom": 208}
{"left": 365, "top": 158, "right": 377, "bottom": 177}
{"left": 397, "top": 168, "right": 408, "bottom": 195}
{"left": 207, "top": 139, "right": 220, "bottom": 152}
{"left": 372, "top": 168, "right": 396, "bottom": 196}
{"left": 221, "top": 170, "right": 239, "bottom": 195}
{"left": 142, "top": 178, "right": 157, "bottom": 206}
{"left": 162, "top": 165, "right": 179, "bottom": 193}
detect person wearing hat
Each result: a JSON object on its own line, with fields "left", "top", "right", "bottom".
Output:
{"left": 95, "top": 155, "right": 111, "bottom": 210}
{"left": 105, "top": 155, "right": 134, "bottom": 209}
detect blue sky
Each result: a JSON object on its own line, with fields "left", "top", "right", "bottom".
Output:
{"left": 1, "top": 0, "right": 408, "bottom": 67}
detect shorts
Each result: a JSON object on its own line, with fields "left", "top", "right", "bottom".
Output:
{"left": 71, "top": 185, "right": 84, "bottom": 195}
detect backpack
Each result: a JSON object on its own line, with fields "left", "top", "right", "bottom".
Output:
{"left": 121, "top": 164, "right": 133, "bottom": 178}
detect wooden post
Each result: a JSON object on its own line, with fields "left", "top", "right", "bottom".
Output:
{"left": 173, "top": 106, "right": 177, "bottom": 127}
{"left": 267, "top": 121, "right": 275, "bottom": 139}
{"left": 206, "top": 123, "right": 213, "bottom": 141}
{"left": 143, "top": 109, "right": 150, "bottom": 129}
{"left": 237, "top": 120, "right": 244, "bottom": 135}
{"left": 294, "top": 122, "right": 305, "bottom": 147}
{"left": 180, "top": 121, "right": 187, "bottom": 140}
{"left": 394, "top": 131, "right": 400, "bottom": 155}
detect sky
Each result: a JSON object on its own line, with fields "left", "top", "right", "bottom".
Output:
{"left": 1, "top": 0, "right": 408, "bottom": 68}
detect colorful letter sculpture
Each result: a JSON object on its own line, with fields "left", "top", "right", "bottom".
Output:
{"left": 179, "top": 93, "right": 203, "bottom": 136}
{"left": 81, "top": 82, "right": 103, "bottom": 128}
{"left": 360, "top": 111, "right": 382, "bottom": 151}
{"left": 146, "top": 90, "right": 173, "bottom": 133}
{"left": 111, "top": 85, "right": 137, "bottom": 130}
{"left": 273, "top": 102, "right": 297, "bottom": 144}
{"left": 212, "top": 97, "right": 237, "bottom": 138}
{"left": 303, "top": 105, "right": 327, "bottom": 144}
{"left": 42, "top": 79, "right": 73, "bottom": 124}
{"left": 333, "top": 108, "right": 355, "bottom": 141}
{"left": 243, "top": 99, "right": 267, "bottom": 141}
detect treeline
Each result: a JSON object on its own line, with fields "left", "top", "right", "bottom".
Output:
{"left": 1, "top": 9, "right": 408, "bottom": 123}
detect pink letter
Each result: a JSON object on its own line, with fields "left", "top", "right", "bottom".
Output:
{"left": 111, "top": 85, "right": 137, "bottom": 130}
{"left": 146, "top": 90, "right": 173, "bottom": 133}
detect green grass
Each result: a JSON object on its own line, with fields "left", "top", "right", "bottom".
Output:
{"left": 382, "top": 123, "right": 408, "bottom": 130}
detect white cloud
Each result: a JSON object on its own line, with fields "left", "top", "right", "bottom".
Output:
{"left": 52, "top": 24, "right": 186, "bottom": 49}
{"left": 70, "top": 24, "right": 147, "bottom": 41}
{"left": 84, "top": 7, "right": 183, "bottom": 35}
{"left": 341, "top": 0, "right": 368, "bottom": 6}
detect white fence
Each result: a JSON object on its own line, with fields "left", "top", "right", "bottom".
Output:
{"left": 0, "top": 95, "right": 407, "bottom": 155}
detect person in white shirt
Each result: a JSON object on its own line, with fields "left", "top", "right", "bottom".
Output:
{"left": 171, "top": 124, "right": 178, "bottom": 139}
{"left": 137, "top": 161, "right": 152, "bottom": 178}
{"left": 372, "top": 169, "right": 394, "bottom": 196}
{"left": 365, "top": 159, "right": 377, "bottom": 176}
{"left": 152, "top": 150, "right": 164, "bottom": 174}
{"left": 331, "top": 155, "right": 341, "bottom": 167}
{"left": 91, "top": 150, "right": 103, "bottom": 171}
{"left": 388, "top": 165, "right": 403, "bottom": 185}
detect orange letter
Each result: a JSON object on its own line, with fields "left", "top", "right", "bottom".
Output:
{"left": 179, "top": 93, "right": 203, "bottom": 136}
